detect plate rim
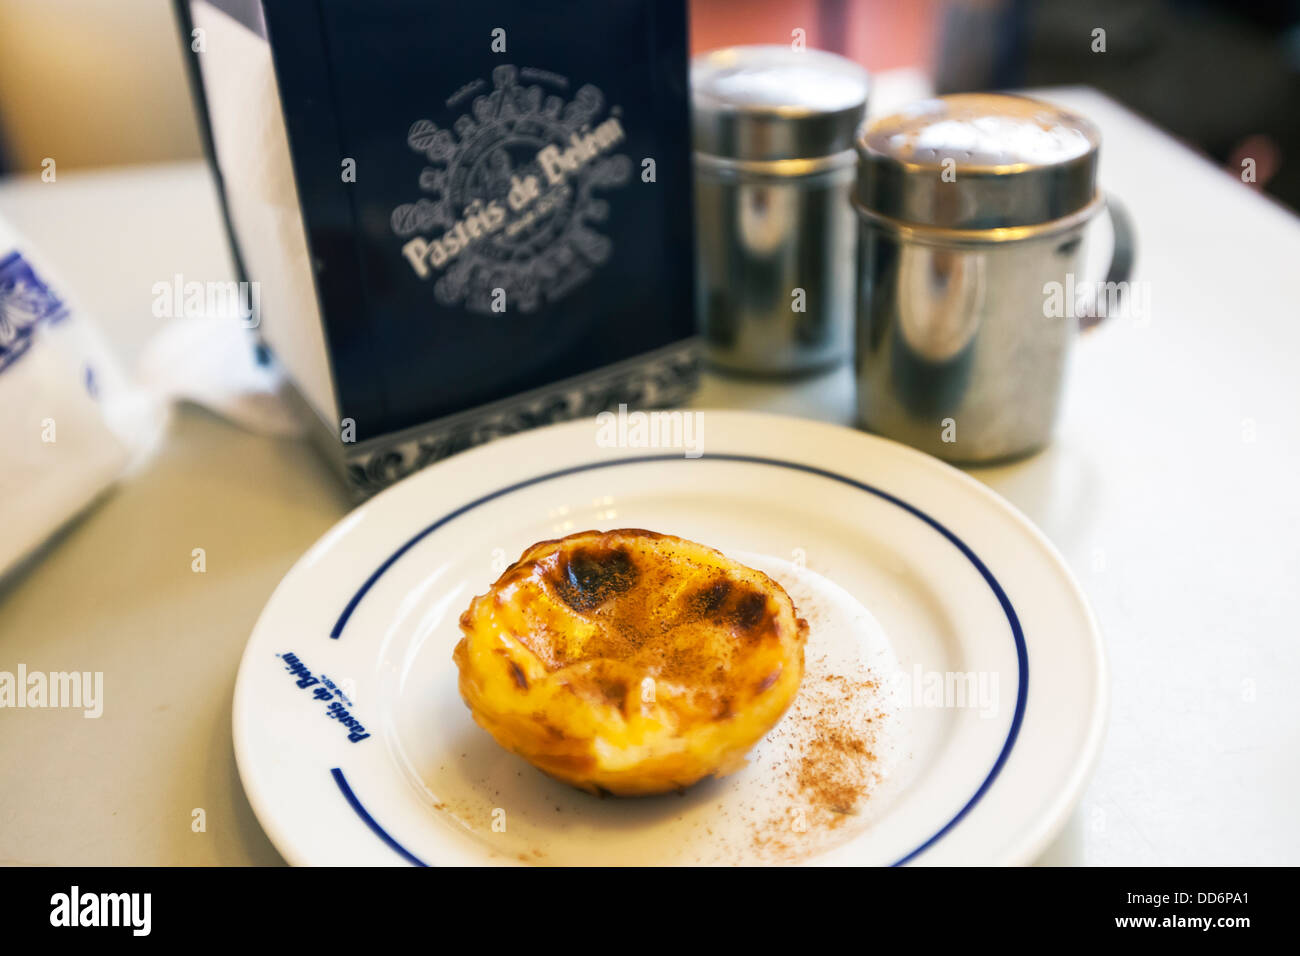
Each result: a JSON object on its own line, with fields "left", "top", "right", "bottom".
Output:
{"left": 233, "top": 409, "right": 1108, "bottom": 866}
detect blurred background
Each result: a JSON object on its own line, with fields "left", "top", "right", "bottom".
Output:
{"left": 0, "top": 0, "right": 1297, "bottom": 208}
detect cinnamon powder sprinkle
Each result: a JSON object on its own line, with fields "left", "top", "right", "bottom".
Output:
{"left": 748, "top": 654, "right": 887, "bottom": 860}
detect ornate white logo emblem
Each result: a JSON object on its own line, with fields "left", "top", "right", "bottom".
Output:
{"left": 391, "top": 64, "right": 632, "bottom": 314}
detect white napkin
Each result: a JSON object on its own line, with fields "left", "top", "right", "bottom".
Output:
{"left": 136, "top": 316, "right": 305, "bottom": 439}
{"left": 0, "top": 216, "right": 302, "bottom": 580}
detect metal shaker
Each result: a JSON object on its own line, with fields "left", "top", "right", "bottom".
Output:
{"left": 692, "top": 46, "right": 869, "bottom": 375}
{"left": 853, "top": 93, "right": 1135, "bottom": 462}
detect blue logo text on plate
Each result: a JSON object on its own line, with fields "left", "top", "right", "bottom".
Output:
{"left": 278, "top": 651, "right": 371, "bottom": 743}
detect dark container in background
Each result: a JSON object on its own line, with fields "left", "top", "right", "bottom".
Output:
{"left": 176, "top": 0, "right": 698, "bottom": 497}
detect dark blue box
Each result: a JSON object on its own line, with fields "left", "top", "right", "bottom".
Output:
{"left": 178, "top": 0, "right": 698, "bottom": 496}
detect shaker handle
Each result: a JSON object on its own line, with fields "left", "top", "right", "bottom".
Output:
{"left": 1080, "top": 195, "right": 1137, "bottom": 332}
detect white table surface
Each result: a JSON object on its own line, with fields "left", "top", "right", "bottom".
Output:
{"left": 1, "top": 88, "right": 1297, "bottom": 866}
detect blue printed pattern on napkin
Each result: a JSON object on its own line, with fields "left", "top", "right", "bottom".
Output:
{"left": 0, "top": 251, "right": 70, "bottom": 373}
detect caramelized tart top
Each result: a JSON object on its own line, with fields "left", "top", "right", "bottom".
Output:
{"left": 457, "top": 529, "right": 807, "bottom": 720}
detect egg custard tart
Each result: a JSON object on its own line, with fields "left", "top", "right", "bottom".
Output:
{"left": 453, "top": 529, "right": 808, "bottom": 796}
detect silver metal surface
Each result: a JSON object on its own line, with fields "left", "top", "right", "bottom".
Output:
{"left": 692, "top": 45, "right": 870, "bottom": 161}
{"left": 856, "top": 93, "right": 1100, "bottom": 229}
{"left": 853, "top": 93, "right": 1112, "bottom": 462}
{"left": 693, "top": 46, "right": 869, "bottom": 375}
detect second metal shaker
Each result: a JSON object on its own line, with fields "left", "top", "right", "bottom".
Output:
{"left": 853, "top": 93, "right": 1135, "bottom": 463}
{"left": 692, "top": 46, "right": 869, "bottom": 375}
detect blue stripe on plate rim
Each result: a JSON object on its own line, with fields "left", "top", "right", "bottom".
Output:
{"left": 326, "top": 453, "right": 1029, "bottom": 867}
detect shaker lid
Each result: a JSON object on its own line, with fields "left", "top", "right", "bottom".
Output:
{"left": 692, "top": 46, "right": 870, "bottom": 162}
{"left": 855, "top": 94, "right": 1101, "bottom": 229}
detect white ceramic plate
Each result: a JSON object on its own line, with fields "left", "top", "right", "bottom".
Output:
{"left": 233, "top": 411, "right": 1106, "bottom": 865}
